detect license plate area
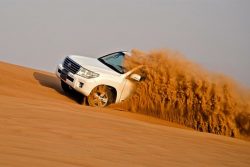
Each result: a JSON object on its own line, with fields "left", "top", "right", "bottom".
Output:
{"left": 60, "top": 69, "right": 68, "bottom": 81}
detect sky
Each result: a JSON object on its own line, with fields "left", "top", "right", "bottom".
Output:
{"left": 0, "top": 0, "right": 250, "bottom": 86}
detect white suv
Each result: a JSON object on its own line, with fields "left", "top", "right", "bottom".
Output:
{"left": 56, "top": 51, "right": 142, "bottom": 107}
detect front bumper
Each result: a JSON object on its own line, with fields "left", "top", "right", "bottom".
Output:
{"left": 56, "top": 64, "right": 96, "bottom": 96}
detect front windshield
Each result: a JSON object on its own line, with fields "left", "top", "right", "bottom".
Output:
{"left": 98, "top": 52, "right": 127, "bottom": 74}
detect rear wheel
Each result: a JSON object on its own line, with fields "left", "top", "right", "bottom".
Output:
{"left": 87, "top": 85, "right": 114, "bottom": 107}
{"left": 61, "top": 80, "right": 70, "bottom": 92}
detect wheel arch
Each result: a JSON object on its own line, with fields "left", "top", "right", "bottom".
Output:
{"left": 106, "top": 85, "right": 117, "bottom": 103}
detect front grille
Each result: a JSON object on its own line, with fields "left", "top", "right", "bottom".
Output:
{"left": 63, "top": 57, "right": 81, "bottom": 74}
{"left": 67, "top": 76, "right": 74, "bottom": 82}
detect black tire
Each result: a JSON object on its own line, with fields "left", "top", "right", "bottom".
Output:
{"left": 87, "top": 85, "right": 114, "bottom": 107}
{"left": 61, "top": 80, "right": 70, "bottom": 92}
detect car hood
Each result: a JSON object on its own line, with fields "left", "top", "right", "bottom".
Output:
{"left": 68, "top": 55, "right": 121, "bottom": 76}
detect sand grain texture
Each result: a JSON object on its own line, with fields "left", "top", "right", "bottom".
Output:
{"left": 118, "top": 50, "right": 250, "bottom": 137}
{"left": 0, "top": 61, "right": 249, "bottom": 167}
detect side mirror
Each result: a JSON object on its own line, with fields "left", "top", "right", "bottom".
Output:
{"left": 130, "top": 73, "right": 141, "bottom": 81}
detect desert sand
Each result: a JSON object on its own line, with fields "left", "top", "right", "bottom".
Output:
{"left": 0, "top": 61, "right": 249, "bottom": 167}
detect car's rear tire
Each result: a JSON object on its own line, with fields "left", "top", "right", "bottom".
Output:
{"left": 87, "top": 85, "right": 114, "bottom": 107}
{"left": 61, "top": 80, "right": 70, "bottom": 92}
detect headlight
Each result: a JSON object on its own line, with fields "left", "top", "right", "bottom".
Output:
{"left": 77, "top": 67, "right": 99, "bottom": 79}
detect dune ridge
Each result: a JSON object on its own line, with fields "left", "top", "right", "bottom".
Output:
{"left": 0, "top": 61, "right": 250, "bottom": 167}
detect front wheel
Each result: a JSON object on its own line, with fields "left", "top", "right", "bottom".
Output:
{"left": 87, "top": 85, "right": 114, "bottom": 107}
{"left": 61, "top": 80, "right": 70, "bottom": 92}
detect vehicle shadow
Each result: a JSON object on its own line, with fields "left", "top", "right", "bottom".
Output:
{"left": 33, "top": 72, "right": 85, "bottom": 104}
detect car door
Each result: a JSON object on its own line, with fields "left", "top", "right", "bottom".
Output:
{"left": 119, "top": 76, "right": 137, "bottom": 102}
{"left": 119, "top": 66, "right": 144, "bottom": 102}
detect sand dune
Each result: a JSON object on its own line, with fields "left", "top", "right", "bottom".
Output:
{"left": 0, "top": 61, "right": 249, "bottom": 167}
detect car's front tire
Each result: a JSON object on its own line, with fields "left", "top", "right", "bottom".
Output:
{"left": 87, "top": 85, "right": 114, "bottom": 107}
{"left": 61, "top": 80, "right": 71, "bottom": 92}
